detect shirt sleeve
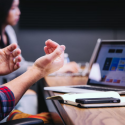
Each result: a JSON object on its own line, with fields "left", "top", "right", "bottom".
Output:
{"left": 0, "top": 86, "right": 15, "bottom": 121}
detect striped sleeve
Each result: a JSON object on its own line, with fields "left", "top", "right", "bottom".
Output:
{"left": 0, "top": 86, "right": 15, "bottom": 121}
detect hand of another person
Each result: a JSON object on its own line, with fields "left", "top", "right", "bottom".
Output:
{"left": 57, "top": 61, "right": 79, "bottom": 73}
{"left": 0, "top": 43, "right": 21, "bottom": 75}
{"left": 33, "top": 39, "right": 65, "bottom": 76}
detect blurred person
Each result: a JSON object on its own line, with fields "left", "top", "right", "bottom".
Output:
{"left": 0, "top": 0, "right": 38, "bottom": 121}
{"left": 0, "top": 39, "right": 65, "bottom": 121}
{"left": 0, "top": 0, "right": 78, "bottom": 78}
{"left": 0, "top": 0, "right": 64, "bottom": 123}
{"left": 0, "top": 0, "right": 33, "bottom": 85}
{"left": 57, "top": 61, "right": 79, "bottom": 73}
{"left": 0, "top": 0, "right": 79, "bottom": 78}
{"left": 0, "top": 0, "right": 78, "bottom": 122}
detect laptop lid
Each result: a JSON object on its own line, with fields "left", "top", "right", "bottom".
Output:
{"left": 87, "top": 39, "right": 125, "bottom": 89}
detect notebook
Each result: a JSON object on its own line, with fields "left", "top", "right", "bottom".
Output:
{"left": 46, "top": 92, "right": 125, "bottom": 108}
{"left": 44, "top": 39, "right": 125, "bottom": 95}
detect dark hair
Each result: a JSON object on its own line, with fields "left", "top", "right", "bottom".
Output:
{"left": 0, "top": 0, "right": 13, "bottom": 47}
{"left": 0, "top": 0, "right": 13, "bottom": 25}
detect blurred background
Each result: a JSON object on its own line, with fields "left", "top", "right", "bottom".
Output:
{"left": 14, "top": 0, "right": 125, "bottom": 63}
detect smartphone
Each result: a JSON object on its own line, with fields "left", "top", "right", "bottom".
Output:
{"left": 75, "top": 97, "right": 120, "bottom": 104}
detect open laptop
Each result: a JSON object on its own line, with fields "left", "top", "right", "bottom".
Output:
{"left": 44, "top": 39, "right": 125, "bottom": 95}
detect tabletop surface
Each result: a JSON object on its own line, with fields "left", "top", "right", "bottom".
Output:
{"left": 45, "top": 76, "right": 125, "bottom": 125}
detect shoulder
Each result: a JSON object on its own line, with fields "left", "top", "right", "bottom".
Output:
{"left": 5, "top": 25, "right": 16, "bottom": 35}
{"left": 5, "top": 25, "right": 18, "bottom": 44}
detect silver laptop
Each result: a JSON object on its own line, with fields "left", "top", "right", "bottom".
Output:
{"left": 44, "top": 39, "right": 125, "bottom": 95}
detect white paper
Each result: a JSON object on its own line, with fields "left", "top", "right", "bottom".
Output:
{"left": 61, "top": 91, "right": 120, "bottom": 102}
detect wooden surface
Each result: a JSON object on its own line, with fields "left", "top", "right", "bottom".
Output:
{"left": 54, "top": 92, "right": 125, "bottom": 125}
{"left": 45, "top": 76, "right": 88, "bottom": 87}
{"left": 45, "top": 76, "right": 125, "bottom": 125}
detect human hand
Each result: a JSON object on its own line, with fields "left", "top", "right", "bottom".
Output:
{"left": 33, "top": 40, "right": 65, "bottom": 77}
{"left": 0, "top": 43, "right": 21, "bottom": 75}
{"left": 44, "top": 39, "right": 59, "bottom": 54}
{"left": 44, "top": 40, "right": 79, "bottom": 73}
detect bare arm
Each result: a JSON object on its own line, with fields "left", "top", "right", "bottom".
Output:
{"left": 4, "top": 40, "right": 65, "bottom": 104}
{"left": 4, "top": 66, "right": 43, "bottom": 104}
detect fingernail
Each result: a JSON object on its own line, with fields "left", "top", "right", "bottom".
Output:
{"left": 48, "top": 39, "right": 52, "bottom": 41}
{"left": 59, "top": 46, "right": 64, "bottom": 52}
{"left": 61, "top": 45, "right": 66, "bottom": 50}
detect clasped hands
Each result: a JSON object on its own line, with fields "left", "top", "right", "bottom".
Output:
{"left": 0, "top": 39, "right": 65, "bottom": 76}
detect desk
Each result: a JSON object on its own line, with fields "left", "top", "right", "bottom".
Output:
{"left": 44, "top": 76, "right": 125, "bottom": 125}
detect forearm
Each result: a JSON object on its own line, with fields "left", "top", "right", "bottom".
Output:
{"left": 2, "top": 40, "right": 65, "bottom": 105}
{"left": 4, "top": 66, "right": 43, "bottom": 104}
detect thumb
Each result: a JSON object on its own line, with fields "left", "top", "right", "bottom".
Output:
{"left": 48, "top": 45, "right": 65, "bottom": 61}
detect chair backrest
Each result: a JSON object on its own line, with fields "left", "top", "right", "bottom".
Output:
{"left": 0, "top": 118, "right": 44, "bottom": 125}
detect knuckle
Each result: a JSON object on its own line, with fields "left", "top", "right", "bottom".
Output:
{"left": 46, "top": 57, "right": 52, "bottom": 63}
{"left": 55, "top": 50, "right": 61, "bottom": 56}
{"left": 13, "top": 51, "right": 16, "bottom": 56}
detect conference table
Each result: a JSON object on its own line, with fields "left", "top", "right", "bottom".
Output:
{"left": 44, "top": 76, "right": 125, "bottom": 125}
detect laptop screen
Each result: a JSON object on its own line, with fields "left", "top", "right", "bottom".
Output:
{"left": 88, "top": 41, "right": 125, "bottom": 89}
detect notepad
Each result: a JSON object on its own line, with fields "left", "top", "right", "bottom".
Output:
{"left": 46, "top": 91, "right": 125, "bottom": 108}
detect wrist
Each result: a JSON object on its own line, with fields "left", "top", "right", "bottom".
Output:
{"left": 28, "top": 64, "right": 44, "bottom": 80}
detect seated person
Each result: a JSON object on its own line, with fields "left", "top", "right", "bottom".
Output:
{"left": 0, "top": 39, "right": 65, "bottom": 121}
{"left": 0, "top": 0, "right": 33, "bottom": 83}
{"left": 0, "top": 0, "right": 78, "bottom": 79}
{"left": 0, "top": 0, "right": 77, "bottom": 122}
{"left": 0, "top": 0, "right": 37, "bottom": 117}
{"left": 0, "top": 0, "right": 78, "bottom": 118}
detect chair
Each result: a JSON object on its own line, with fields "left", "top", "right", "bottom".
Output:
{"left": 0, "top": 79, "right": 53, "bottom": 125}
{"left": 0, "top": 118, "right": 44, "bottom": 125}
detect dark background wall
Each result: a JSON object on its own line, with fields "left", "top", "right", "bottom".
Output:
{"left": 13, "top": 0, "right": 125, "bottom": 63}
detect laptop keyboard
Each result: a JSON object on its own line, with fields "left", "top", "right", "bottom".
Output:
{"left": 72, "top": 86, "right": 124, "bottom": 91}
